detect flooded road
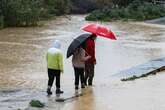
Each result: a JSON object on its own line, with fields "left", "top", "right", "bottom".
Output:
{"left": 0, "top": 15, "right": 165, "bottom": 110}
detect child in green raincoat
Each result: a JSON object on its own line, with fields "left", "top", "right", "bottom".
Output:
{"left": 46, "top": 40, "right": 64, "bottom": 95}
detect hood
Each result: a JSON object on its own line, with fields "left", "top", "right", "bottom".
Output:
{"left": 53, "top": 40, "right": 61, "bottom": 49}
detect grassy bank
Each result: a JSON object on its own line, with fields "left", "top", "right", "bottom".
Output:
{"left": 121, "top": 73, "right": 156, "bottom": 81}
{"left": 86, "top": 0, "right": 165, "bottom": 21}
{"left": 0, "top": 0, "right": 114, "bottom": 28}
{"left": 0, "top": 0, "right": 70, "bottom": 28}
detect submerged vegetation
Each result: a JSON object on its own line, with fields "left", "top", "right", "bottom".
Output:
{"left": 29, "top": 100, "right": 45, "bottom": 108}
{"left": 86, "top": 0, "right": 165, "bottom": 21}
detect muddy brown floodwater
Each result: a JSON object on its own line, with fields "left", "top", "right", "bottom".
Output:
{"left": 0, "top": 15, "right": 165, "bottom": 110}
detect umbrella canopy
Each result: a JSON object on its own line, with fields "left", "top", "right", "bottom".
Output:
{"left": 67, "top": 33, "right": 91, "bottom": 58}
{"left": 82, "top": 23, "right": 116, "bottom": 40}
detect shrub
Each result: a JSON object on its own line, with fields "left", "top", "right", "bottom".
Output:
{"left": 0, "top": 15, "right": 4, "bottom": 29}
{"left": 86, "top": 10, "right": 107, "bottom": 21}
{"left": 0, "top": 9, "right": 4, "bottom": 29}
{"left": 1, "top": 0, "right": 45, "bottom": 27}
{"left": 45, "top": 0, "right": 70, "bottom": 15}
{"left": 70, "top": 0, "right": 113, "bottom": 14}
{"left": 0, "top": 0, "right": 71, "bottom": 27}
{"left": 112, "top": 0, "right": 153, "bottom": 7}
{"left": 86, "top": 0, "right": 165, "bottom": 21}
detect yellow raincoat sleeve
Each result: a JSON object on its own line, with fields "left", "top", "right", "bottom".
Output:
{"left": 58, "top": 53, "right": 64, "bottom": 73}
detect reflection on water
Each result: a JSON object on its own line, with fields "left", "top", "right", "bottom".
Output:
{"left": 0, "top": 15, "right": 165, "bottom": 110}
{"left": 62, "top": 88, "right": 96, "bottom": 110}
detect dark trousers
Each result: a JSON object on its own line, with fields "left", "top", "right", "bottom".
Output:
{"left": 48, "top": 68, "right": 61, "bottom": 89}
{"left": 85, "top": 63, "right": 95, "bottom": 85}
{"left": 74, "top": 67, "right": 85, "bottom": 87}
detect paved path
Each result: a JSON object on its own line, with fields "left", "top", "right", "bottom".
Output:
{"left": 115, "top": 57, "right": 165, "bottom": 78}
{"left": 146, "top": 17, "right": 165, "bottom": 24}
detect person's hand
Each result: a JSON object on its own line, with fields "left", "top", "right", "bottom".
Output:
{"left": 87, "top": 56, "right": 91, "bottom": 59}
{"left": 83, "top": 56, "right": 91, "bottom": 62}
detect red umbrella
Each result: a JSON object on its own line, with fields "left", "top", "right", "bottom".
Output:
{"left": 81, "top": 23, "right": 117, "bottom": 40}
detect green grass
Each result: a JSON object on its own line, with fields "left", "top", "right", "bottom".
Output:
{"left": 121, "top": 72, "right": 156, "bottom": 81}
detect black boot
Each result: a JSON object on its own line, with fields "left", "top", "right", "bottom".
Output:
{"left": 88, "top": 78, "right": 93, "bottom": 86}
{"left": 47, "top": 88, "right": 52, "bottom": 95}
{"left": 75, "top": 85, "right": 79, "bottom": 90}
{"left": 84, "top": 78, "right": 87, "bottom": 86}
{"left": 56, "top": 89, "right": 64, "bottom": 94}
{"left": 81, "top": 84, "right": 85, "bottom": 88}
